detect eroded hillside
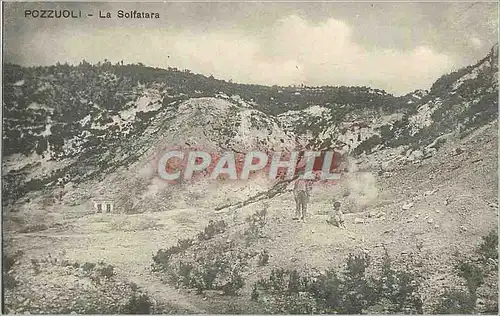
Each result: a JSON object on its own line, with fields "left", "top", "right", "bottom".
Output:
{"left": 2, "top": 46, "right": 498, "bottom": 314}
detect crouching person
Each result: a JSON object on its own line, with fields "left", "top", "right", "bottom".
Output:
{"left": 327, "top": 201, "right": 346, "bottom": 228}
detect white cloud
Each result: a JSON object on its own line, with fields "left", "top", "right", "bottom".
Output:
{"left": 469, "top": 37, "right": 483, "bottom": 49}
{"left": 22, "top": 15, "right": 456, "bottom": 95}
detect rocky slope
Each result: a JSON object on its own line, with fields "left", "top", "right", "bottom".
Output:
{"left": 4, "top": 45, "right": 497, "bottom": 211}
{"left": 2, "top": 46, "right": 498, "bottom": 314}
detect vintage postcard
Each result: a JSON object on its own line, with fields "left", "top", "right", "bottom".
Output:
{"left": 2, "top": 1, "right": 498, "bottom": 314}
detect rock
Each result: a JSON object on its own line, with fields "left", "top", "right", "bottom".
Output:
{"left": 381, "top": 159, "right": 398, "bottom": 172}
{"left": 425, "top": 148, "right": 437, "bottom": 158}
{"left": 408, "top": 150, "right": 424, "bottom": 162}
{"left": 459, "top": 225, "right": 467, "bottom": 232}
{"left": 435, "top": 209, "right": 441, "bottom": 213}
{"left": 402, "top": 202, "right": 414, "bottom": 210}
{"left": 488, "top": 202, "right": 498, "bottom": 208}
{"left": 407, "top": 218, "right": 415, "bottom": 223}
{"left": 376, "top": 212, "right": 385, "bottom": 218}
{"left": 444, "top": 198, "right": 451, "bottom": 206}
{"left": 427, "top": 218, "right": 434, "bottom": 224}
{"left": 424, "top": 189, "right": 438, "bottom": 196}
{"left": 368, "top": 211, "right": 377, "bottom": 218}
{"left": 434, "top": 224, "right": 440, "bottom": 229}
{"left": 354, "top": 217, "right": 365, "bottom": 224}
{"left": 455, "top": 148, "right": 464, "bottom": 155}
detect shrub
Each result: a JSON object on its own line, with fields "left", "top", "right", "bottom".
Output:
{"left": 31, "top": 258, "right": 41, "bottom": 275}
{"left": 197, "top": 220, "right": 227, "bottom": 241}
{"left": 3, "top": 274, "right": 18, "bottom": 289}
{"left": 455, "top": 261, "right": 484, "bottom": 297}
{"left": 244, "top": 208, "right": 267, "bottom": 244}
{"left": 477, "top": 229, "right": 498, "bottom": 261}
{"left": 257, "top": 250, "right": 269, "bottom": 266}
{"left": 252, "top": 252, "right": 423, "bottom": 314}
{"left": 177, "top": 238, "right": 194, "bottom": 251}
{"left": 179, "top": 254, "right": 244, "bottom": 295}
{"left": 3, "top": 251, "right": 22, "bottom": 288}
{"left": 351, "top": 135, "right": 381, "bottom": 156}
{"left": 3, "top": 250, "right": 22, "bottom": 272}
{"left": 152, "top": 246, "right": 184, "bottom": 271}
{"left": 434, "top": 289, "right": 476, "bottom": 314}
{"left": 121, "top": 292, "right": 153, "bottom": 314}
{"left": 153, "top": 220, "right": 246, "bottom": 296}
{"left": 376, "top": 251, "right": 423, "bottom": 314}
{"left": 339, "top": 252, "right": 377, "bottom": 314}
{"left": 3, "top": 255, "right": 154, "bottom": 314}
{"left": 220, "top": 272, "right": 245, "bottom": 296}
{"left": 82, "top": 262, "right": 96, "bottom": 272}
{"left": 96, "top": 262, "right": 115, "bottom": 279}
{"left": 434, "top": 230, "right": 498, "bottom": 314}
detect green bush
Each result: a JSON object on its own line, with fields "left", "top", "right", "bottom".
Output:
{"left": 152, "top": 219, "right": 246, "bottom": 296}
{"left": 197, "top": 220, "right": 227, "bottom": 241}
{"left": 339, "top": 253, "right": 378, "bottom": 314}
{"left": 244, "top": 208, "right": 267, "bottom": 244}
{"left": 351, "top": 135, "right": 381, "bottom": 156}
{"left": 376, "top": 251, "right": 423, "bottom": 314}
{"left": 252, "top": 252, "right": 423, "bottom": 314}
{"left": 3, "top": 250, "right": 22, "bottom": 272}
{"left": 152, "top": 246, "right": 184, "bottom": 271}
{"left": 455, "top": 261, "right": 484, "bottom": 298}
{"left": 434, "top": 229, "right": 498, "bottom": 314}
{"left": 176, "top": 254, "right": 245, "bottom": 295}
{"left": 177, "top": 238, "right": 194, "bottom": 251}
{"left": 96, "top": 262, "right": 115, "bottom": 279}
{"left": 3, "top": 256, "right": 154, "bottom": 314}
{"left": 257, "top": 250, "right": 269, "bottom": 266}
{"left": 121, "top": 292, "right": 153, "bottom": 314}
{"left": 3, "top": 251, "right": 22, "bottom": 288}
{"left": 434, "top": 289, "right": 476, "bottom": 314}
{"left": 477, "top": 229, "right": 498, "bottom": 261}
{"left": 82, "top": 262, "right": 96, "bottom": 272}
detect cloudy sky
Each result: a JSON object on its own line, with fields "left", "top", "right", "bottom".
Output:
{"left": 3, "top": 1, "right": 498, "bottom": 95}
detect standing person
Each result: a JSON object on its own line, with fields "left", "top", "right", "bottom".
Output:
{"left": 293, "top": 172, "right": 313, "bottom": 222}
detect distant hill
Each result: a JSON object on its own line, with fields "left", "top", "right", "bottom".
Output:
{"left": 2, "top": 45, "right": 498, "bottom": 208}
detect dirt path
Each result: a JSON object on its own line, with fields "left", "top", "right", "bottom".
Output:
{"left": 7, "top": 210, "right": 215, "bottom": 314}
{"left": 120, "top": 267, "right": 208, "bottom": 313}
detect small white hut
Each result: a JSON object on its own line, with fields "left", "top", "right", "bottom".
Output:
{"left": 93, "top": 198, "right": 115, "bottom": 214}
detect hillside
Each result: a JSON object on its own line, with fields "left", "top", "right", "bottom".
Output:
{"left": 2, "top": 46, "right": 498, "bottom": 314}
